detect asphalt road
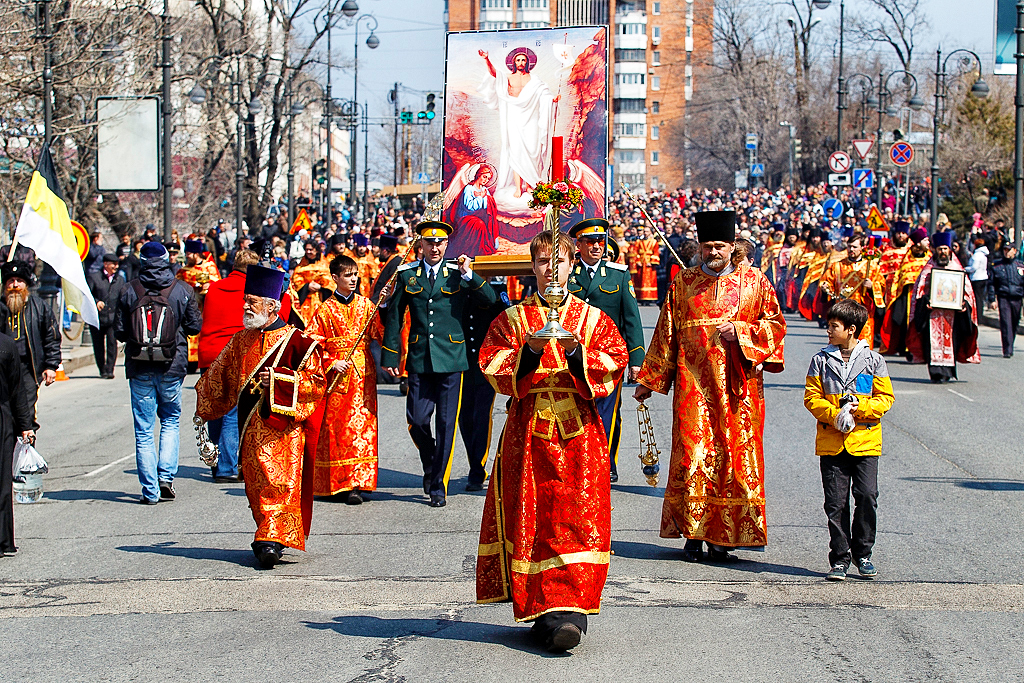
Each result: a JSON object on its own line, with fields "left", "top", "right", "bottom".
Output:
{"left": 2, "top": 308, "right": 1022, "bottom": 682}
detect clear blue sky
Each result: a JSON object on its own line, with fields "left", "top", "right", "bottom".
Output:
{"left": 329, "top": 0, "right": 996, "bottom": 146}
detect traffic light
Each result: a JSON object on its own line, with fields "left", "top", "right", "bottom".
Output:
{"left": 426, "top": 93, "right": 435, "bottom": 120}
{"left": 314, "top": 159, "right": 327, "bottom": 184}
{"left": 400, "top": 111, "right": 413, "bottom": 124}
{"left": 793, "top": 138, "right": 803, "bottom": 160}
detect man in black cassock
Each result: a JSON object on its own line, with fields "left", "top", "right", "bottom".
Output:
{"left": 0, "top": 332, "right": 36, "bottom": 556}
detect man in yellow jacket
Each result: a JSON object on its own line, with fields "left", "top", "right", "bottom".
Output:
{"left": 804, "top": 299, "right": 895, "bottom": 582}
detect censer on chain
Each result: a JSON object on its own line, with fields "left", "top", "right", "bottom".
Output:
{"left": 194, "top": 415, "right": 220, "bottom": 468}
{"left": 636, "top": 401, "right": 660, "bottom": 486}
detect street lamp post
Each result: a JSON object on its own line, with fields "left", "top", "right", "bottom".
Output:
{"left": 349, "top": 9, "right": 380, "bottom": 216}
{"left": 362, "top": 101, "right": 370, "bottom": 219}
{"left": 780, "top": 121, "right": 795, "bottom": 189}
{"left": 1015, "top": 0, "right": 1024, "bottom": 250}
{"left": 929, "top": 48, "right": 989, "bottom": 235}
{"left": 161, "top": 0, "right": 172, "bottom": 240}
{"left": 872, "top": 70, "right": 923, "bottom": 208}
{"left": 810, "top": 0, "right": 845, "bottom": 148}
{"left": 187, "top": 55, "right": 262, "bottom": 237}
{"left": 285, "top": 78, "right": 324, "bottom": 230}
{"left": 39, "top": 0, "right": 53, "bottom": 147}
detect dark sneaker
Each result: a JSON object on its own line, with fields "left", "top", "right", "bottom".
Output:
{"left": 856, "top": 557, "right": 877, "bottom": 578}
{"left": 159, "top": 483, "right": 176, "bottom": 500}
{"left": 138, "top": 496, "right": 159, "bottom": 505}
{"left": 825, "top": 564, "right": 847, "bottom": 581}
{"left": 346, "top": 490, "right": 364, "bottom": 505}
{"left": 547, "top": 623, "right": 582, "bottom": 652}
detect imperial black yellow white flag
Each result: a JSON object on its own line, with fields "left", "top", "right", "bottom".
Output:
{"left": 13, "top": 145, "right": 99, "bottom": 327}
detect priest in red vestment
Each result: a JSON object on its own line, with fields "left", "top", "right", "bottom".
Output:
{"left": 195, "top": 265, "right": 326, "bottom": 568}
{"left": 634, "top": 210, "right": 786, "bottom": 562}
{"left": 306, "top": 255, "right": 382, "bottom": 503}
{"left": 476, "top": 230, "right": 627, "bottom": 653}
{"left": 880, "top": 229, "right": 930, "bottom": 357}
{"left": 907, "top": 231, "right": 980, "bottom": 382}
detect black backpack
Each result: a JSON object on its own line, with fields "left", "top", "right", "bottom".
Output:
{"left": 128, "top": 280, "right": 180, "bottom": 362}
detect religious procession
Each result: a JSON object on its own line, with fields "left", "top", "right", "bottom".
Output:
{"left": 3, "top": 5, "right": 1021, "bottom": 676}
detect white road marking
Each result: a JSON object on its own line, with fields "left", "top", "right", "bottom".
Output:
{"left": 947, "top": 388, "right": 975, "bottom": 402}
{"left": 83, "top": 454, "right": 134, "bottom": 478}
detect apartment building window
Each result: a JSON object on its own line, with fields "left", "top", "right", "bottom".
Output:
{"left": 616, "top": 149, "right": 640, "bottom": 164}
{"left": 652, "top": 26, "right": 662, "bottom": 40}
{"left": 650, "top": 176, "right": 659, "bottom": 189}
{"left": 621, "top": 23, "right": 645, "bottom": 35}
{"left": 653, "top": 2, "right": 661, "bottom": 14}
{"left": 651, "top": 151, "right": 660, "bottom": 165}
{"left": 615, "top": 49, "right": 647, "bottom": 62}
{"left": 614, "top": 123, "right": 646, "bottom": 137}
{"left": 614, "top": 99, "right": 647, "bottom": 113}
{"left": 652, "top": 50, "right": 661, "bottom": 65}
{"left": 616, "top": 73, "right": 645, "bottom": 85}
{"left": 651, "top": 101, "right": 660, "bottom": 113}
{"left": 686, "top": 24, "right": 693, "bottom": 38}
{"left": 651, "top": 125, "right": 659, "bottom": 140}
{"left": 651, "top": 76, "right": 660, "bottom": 90}
{"left": 516, "top": 0, "right": 548, "bottom": 6}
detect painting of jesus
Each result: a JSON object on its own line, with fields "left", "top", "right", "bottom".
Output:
{"left": 443, "top": 27, "right": 608, "bottom": 255}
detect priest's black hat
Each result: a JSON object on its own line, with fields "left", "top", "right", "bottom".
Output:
{"left": 244, "top": 264, "right": 285, "bottom": 300}
{"left": 695, "top": 211, "right": 736, "bottom": 243}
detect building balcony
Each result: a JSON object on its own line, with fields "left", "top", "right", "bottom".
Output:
{"left": 613, "top": 112, "right": 647, "bottom": 125}
{"left": 614, "top": 10, "right": 647, "bottom": 23}
{"left": 614, "top": 83, "right": 647, "bottom": 99}
{"left": 614, "top": 61, "right": 648, "bottom": 74}
{"left": 614, "top": 34, "right": 648, "bottom": 50}
{"left": 613, "top": 136, "right": 647, "bottom": 150}
{"left": 616, "top": 161, "right": 646, "bottom": 175}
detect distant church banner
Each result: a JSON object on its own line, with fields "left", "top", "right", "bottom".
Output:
{"left": 442, "top": 26, "right": 609, "bottom": 257}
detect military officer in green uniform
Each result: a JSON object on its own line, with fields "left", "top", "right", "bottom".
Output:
{"left": 382, "top": 220, "right": 496, "bottom": 507}
{"left": 567, "top": 218, "right": 645, "bottom": 482}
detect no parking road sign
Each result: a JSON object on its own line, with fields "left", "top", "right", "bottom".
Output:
{"left": 889, "top": 141, "right": 914, "bottom": 167}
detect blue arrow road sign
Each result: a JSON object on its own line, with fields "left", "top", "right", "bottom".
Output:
{"left": 822, "top": 197, "right": 844, "bottom": 220}
{"left": 750, "top": 163, "right": 765, "bottom": 177}
{"left": 852, "top": 168, "right": 874, "bottom": 189}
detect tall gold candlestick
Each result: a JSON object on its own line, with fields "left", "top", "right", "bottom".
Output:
{"left": 531, "top": 204, "right": 574, "bottom": 340}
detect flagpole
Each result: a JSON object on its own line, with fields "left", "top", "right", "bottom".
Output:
{"left": 42, "top": 0, "right": 53, "bottom": 147}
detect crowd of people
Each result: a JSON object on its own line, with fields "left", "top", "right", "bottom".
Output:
{"left": 1, "top": 180, "right": 1017, "bottom": 654}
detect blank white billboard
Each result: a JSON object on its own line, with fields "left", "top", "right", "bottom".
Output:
{"left": 96, "top": 97, "right": 160, "bottom": 191}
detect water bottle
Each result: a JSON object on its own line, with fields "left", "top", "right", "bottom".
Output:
{"left": 13, "top": 473, "right": 43, "bottom": 504}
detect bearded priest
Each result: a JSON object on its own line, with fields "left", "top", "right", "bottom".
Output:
{"left": 634, "top": 210, "right": 787, "bottom": 562}
{"left": 476, "top": 230, "right": 627, "bottom": 653}
{"left": 195, "top": 265, "right": 326, "bottom": 568}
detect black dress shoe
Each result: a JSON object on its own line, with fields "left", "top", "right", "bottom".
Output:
{"left": 707, "top": 548, "right": 738, "bottom": 562}
{"left": 346, "top": 490, "right": 364, "bottom": 505}
{"left": 681, "top": 549, "right": 703, "bottom": 563}
{"left": 252, "top": 542, "right": 283, "bottom": 569}
{"left": 213, "top": 475, "right": 241, "bottom": 483}
{"left": 466, "top": 481, "right": 484, "bottom": 492}
{"left": 138, "top": 496, "right": 159, "bottom": 505}
{"left": 547, "top": 623, "right": 582, "bottom": 652}
{"left": 428, "top": 495, "right": 446, "bottom": 508}
{"left": 609, "top": 470, "right": 619, "bottom": 483}
{"left": 399, "top": 377, "right": 408, "bottom": 395}
{"left": 159, "top": 483, "right": 175, "bottom": 500}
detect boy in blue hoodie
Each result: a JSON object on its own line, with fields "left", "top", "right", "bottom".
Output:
{"left": 804, "top": 299, "right": 895, "bottom": 581}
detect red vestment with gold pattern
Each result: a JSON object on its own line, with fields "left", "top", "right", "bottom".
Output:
{"left": 629, "top": 237, "right": 660, "bottom": 301}
{"left": 877, "top": 245, "right": 909, "bottom": 297}
{"left": 195, "top": 324, "right": 325, "bottom": 551}
{"left": 476, "top": 294, "right": 627, "bottom": 622}
{"left": 819, "top": 258, "right": 886, "bottom": 348}
{"left": 880, "top": 252, "right": 930, "bottom": 355}
{"left": 907, "top": 258, "right": 980, "bottom": 368}
{"left": 288, "top": 258, "right": 334, "bottom": 325}
{"left": 637, "top": 264, "right": 786, "bottom": 548}
{"left": 305, "top": 294, "right": 382, "bottom": 495}
{"left": 177, "top": 257, "right": 221, "bottom": 362}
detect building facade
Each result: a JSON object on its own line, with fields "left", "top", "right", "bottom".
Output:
{"left": 443, "top": 0, "right": 711, "bottom": 191}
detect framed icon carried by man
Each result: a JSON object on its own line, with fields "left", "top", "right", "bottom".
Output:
{"left": 442, "top": 26, "right": 609, "bottom": 257}
{"left": 929, "top": 269, "right": 966, "bottom": 310}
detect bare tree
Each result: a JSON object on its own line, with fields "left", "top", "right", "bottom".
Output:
{"left": 851, "top": 0, "right": 928, "bottom": 73}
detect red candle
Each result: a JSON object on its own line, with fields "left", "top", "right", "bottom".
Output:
{"left": 551, "top": 136, "right": 563, "bottom": 181}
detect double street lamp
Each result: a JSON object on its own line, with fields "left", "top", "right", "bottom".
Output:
{"left": 929, "top": 48, "right": 989, "bottom": 235}
{"left": 187, "top": 56, "right": 263, "bottom": 236}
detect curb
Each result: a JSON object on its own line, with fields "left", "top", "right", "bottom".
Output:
{"left": 980, "top": 311, "right": 1024, "bottom": 336}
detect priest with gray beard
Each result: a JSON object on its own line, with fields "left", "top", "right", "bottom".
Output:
{"left": 195, "top": 265, "right": 326, "bottom": 569}
{"left": 0, "top": 260, "right": 61, "bottom": 430}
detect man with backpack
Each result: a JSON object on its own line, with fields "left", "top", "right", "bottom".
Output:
{"left": 114, "top": 241, "right": 202, "bottom": 505}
